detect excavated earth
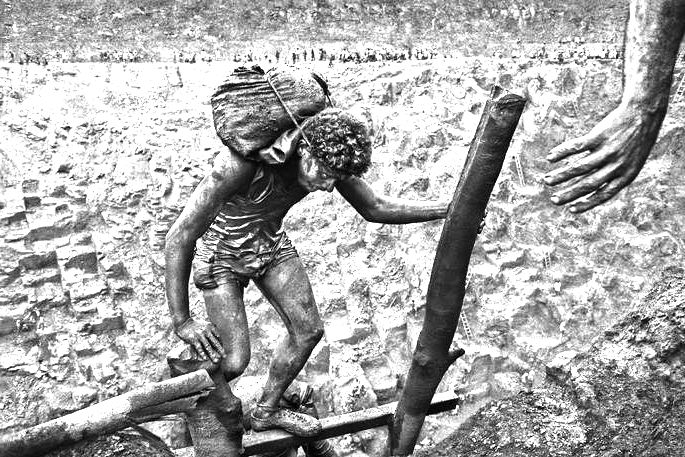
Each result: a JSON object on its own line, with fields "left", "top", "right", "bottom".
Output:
{"left": 1, "top": 50, "right": 684, "bottom": 456}
{"left": 417, "top": 267, "right": 685, "bottom": 456}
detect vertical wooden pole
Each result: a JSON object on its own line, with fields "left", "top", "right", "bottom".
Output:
{"left": 388, "top": 86, "right": 526, "bottom": 456}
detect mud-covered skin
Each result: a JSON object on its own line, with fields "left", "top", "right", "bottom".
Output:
{"left": 418, "top": 267, "right": 685, "bottom": 456}
{"left": 545, "top": 0, "right": 685, "bottom": 213}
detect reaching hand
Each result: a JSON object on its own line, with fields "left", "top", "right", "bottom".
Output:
{"left": 544, "top": 102, "right": 665, "bottom": 213}
{"left": 174, "top": 318, "right": 226, "bottom": 363}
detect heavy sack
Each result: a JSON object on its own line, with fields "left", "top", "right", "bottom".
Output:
{"left": 211, "top": 65, "right": 330, "bottom": 160}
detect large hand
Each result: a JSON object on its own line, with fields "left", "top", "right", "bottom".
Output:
{"left": 174, "top": 318, "right": 226, "bottom": 363}
{"left": 543, "top": 103, "right": 665, "bottom": 213}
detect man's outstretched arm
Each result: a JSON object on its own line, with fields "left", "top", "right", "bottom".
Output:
{"left": 165, "top": 150, "right": 257, "bottom": 362}
{"left": 544, "top": 0, "right": 685, "bottom": 213}
{"left": 336, "top": 176, "right": 449, "bottom": 224}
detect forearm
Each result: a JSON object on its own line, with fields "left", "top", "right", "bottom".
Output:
{"left": 621, "top": 0, "right": 685, "bottom": 110}
{"left": 367, "top": 196, "right": 448, "bottom": 224}
{"left": 165, "top": 228, "right": 195, "bottom": 328}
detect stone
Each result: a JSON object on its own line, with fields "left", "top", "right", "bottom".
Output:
{"left": 496, "top": 249, "right": 527, "bottom": 269}
{"left": 22, "top": 267, "right": 61, "bottom": 287}
{"left": 332, "top": 370, "right": 378, "bottom": 414}
{"left": 100, "top": 258, "right": 128, "bottom": 279}
{"left": 30, "top": 282, "right": 69, "bottom": 308}
{"left": 82, "top": 314, "right": 126, "bottom": 334}
{"left": 0, "top": 306, "right": 25, "bottom": 336}
{"left": 22, "top": 191, "right": 41, "bottom": 208}
{"left": 73, "top": 337, "right": 105, "bottom": 356}
{"left": 490, "top": 371, "right": 525, "bottom": 397}
{"left": 67, "top": 276, "right": 108, "bottom": 303}
{"left": 546, "top": 350, "right": 579, "bottom": 382}
{"left": 57, "top": 243, "right": 98, "bottom": 273}
{"left": 305, "top": 341, "right": 330, "bottom": 376}
{"left": 71, "top": 385, "right": 99, "bottom": 408}
{"left": 0, "top": 208, "right": 26, "bottom": 226}
{"left": 360, "top": 354, "right": 398, "bottom": 403}
{"left": 142, "top": 419, "right": 192, "bottom": 450}
{"left": 109, "top": 278, "right": 133, "bottom": 296}
{"left": 18, "top": 250, "right": 58, "bottom": 270}
{"left": 0, "top": 287, "right": 28, "bottom": 307}
{"left": 0, "top": 265, "right": 20, "bottom": 287}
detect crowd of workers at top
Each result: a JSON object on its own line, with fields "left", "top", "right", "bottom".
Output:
{"left": 3, "top": 38, "right": 623, "bottom": 66}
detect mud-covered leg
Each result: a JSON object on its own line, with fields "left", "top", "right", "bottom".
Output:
{"left": 168, "top": 280, "right": 251, "bottom": 457}
{"left": 251, "top": 257, "right": 324, "bottom": 437}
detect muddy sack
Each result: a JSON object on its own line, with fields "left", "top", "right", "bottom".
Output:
{"left": 211, "top": 65, "right": 330, "bottom": 160}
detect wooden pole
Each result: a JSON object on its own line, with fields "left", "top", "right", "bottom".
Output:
{"left": 0, "top": 370, "right": 214, "bottom": 457}
{"left": 388, "top": 86, "right": 526, "bottom": 456}
{"left": 175, "top": 391, "right": 459, "bottom": 457}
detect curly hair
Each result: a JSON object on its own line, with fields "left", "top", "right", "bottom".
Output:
{"left": 300, "top": 108, "right": 372, "bottom": 177}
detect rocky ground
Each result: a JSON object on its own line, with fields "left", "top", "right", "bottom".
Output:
{"left": 0, "top": 48, "right": 684, "bottom": 457}
{"left": 417, "top": 267, "right": 685, "bottom": 456}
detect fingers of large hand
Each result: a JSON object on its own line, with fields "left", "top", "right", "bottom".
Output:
{"left": 198, "top": 331, "right": 223, "bottom": 363}
{"left": 543, "top": 148, "right": 611, "bottom": 186}
{"left": 550, "top": 162, "right": 620, "bottom": 206}
{"left": 568, "top": 178, "right": 629, "bottom": 213}
{"left": 191, "top": 338, "right": 208, "bottom": 361}
{"left": 206, "top": 326, "right": 226, "bottom": 358}
{"left": 547, "top": 132, "right": 600, "bottom": 163}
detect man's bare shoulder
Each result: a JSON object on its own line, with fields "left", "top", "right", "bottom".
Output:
{"left": 209, "top": 149, "right": 257, "bottom": 182}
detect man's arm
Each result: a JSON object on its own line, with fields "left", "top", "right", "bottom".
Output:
{"left": 544, "top": 0, "right": 685, "bottom": 213}
{"left": 165, "top": 150, "right": 257, "bottom": 361}
{"left": 336, "top": 176, "right": 448, "bottom": 224}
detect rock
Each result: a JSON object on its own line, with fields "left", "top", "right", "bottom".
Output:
{"left": 141, "top": 418, "right": 191, "bottom": 450}
{"left": 23, "top": 195, "right": 41, "bottom": 209}
{"left": 57, "top": 243, "right": 98, "bottom": 273}
{"left": 22, "top": 267, "right": 61, "bottom": 287}
{"left": 0, "top": 306, "right": 26, "bottom": 336}
{"left": 73, "top": 338, "right": 105, "bottom": 356}
{"left": 545, "top": 350, "right": 579, "bottom": 382}
{"left": 490, "top": 371, "right": 524, "bottom": 397}
{"left": 18, "top": 250, "right": 58, "bottom": 270}
{"left": 331, "top": 370, "right": 378, "bottom": 414}
{"left": 30, "top": 282, "right": 69, "bottom": 308}
{"left": 82, "top": 313, "right": 126, "bottom": 334}
{"left": 496, "top": 249, "right": 527, "bottom": 269}
{"left": 100, "top": 258, "right": 128, "bottom": 278}
{"left": 360, "top": 354, "right": 398, "bottom": 403}
{"left": 82, "top": 350, "right": 120, "bottom": 383}
{"left": 0, "top": 208, "right": 27, "bottom": 226}
{"left": 0, "top": 287, "right": 29, "bottom": 307}
{"left": 71, "top": 385, "right": 99, "bottom": 408}
{"left": 67, "top": 276, "right": 108, "bottom": 303}
{"left": 305, "top": 341, "right": 330, "bottom": 377}
{"left": 0, "top": 346, "right": 36, "bottom": 374}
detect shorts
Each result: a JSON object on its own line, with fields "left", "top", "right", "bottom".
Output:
{"left": 193, "top": 239, "right": 299, "bottom": 290}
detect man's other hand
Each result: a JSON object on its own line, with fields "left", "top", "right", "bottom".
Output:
{"left": 175, "top": 318, "right": 226, "bottom": 363}
{"left": 543, "top": 102, "right": 665, "bottom": 213}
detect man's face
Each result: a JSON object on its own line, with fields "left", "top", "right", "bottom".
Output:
{"left": 297, "top": 145, "right": 346, "bottom": 193}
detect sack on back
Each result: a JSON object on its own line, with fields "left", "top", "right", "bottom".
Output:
{"left": 211, "top": 65, "right": 330, "bottom": 160}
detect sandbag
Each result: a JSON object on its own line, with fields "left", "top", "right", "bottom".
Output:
{"left": 211, "top": 65, "right": 330, "bottom": 160}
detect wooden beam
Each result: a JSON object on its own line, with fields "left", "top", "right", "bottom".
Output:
{"left": 388, "top": 86, "right": 527, "bottom": 456}
{"left": 0, "top": 370, "right": 215, "bottom": 457}
{"left": 173, "top": 391, "right": 459, "bottom": 457}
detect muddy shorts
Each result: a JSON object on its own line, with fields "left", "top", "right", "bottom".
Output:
{"left": 193, "top": 239, "right": 299, "bottom": 290}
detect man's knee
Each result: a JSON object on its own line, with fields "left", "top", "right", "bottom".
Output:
{"left": 220, "top": 351, "right": 250, "bottom": 380}
{"left": 295, "top": 320, "right": 324, "bottom": 347}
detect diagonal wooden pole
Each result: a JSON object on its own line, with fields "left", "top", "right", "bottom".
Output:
{"left": 388, "top": 86, "right": 526, "bottom": 457}
{"left": 0, "top": 370, "right": 214, "bottom": 457}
